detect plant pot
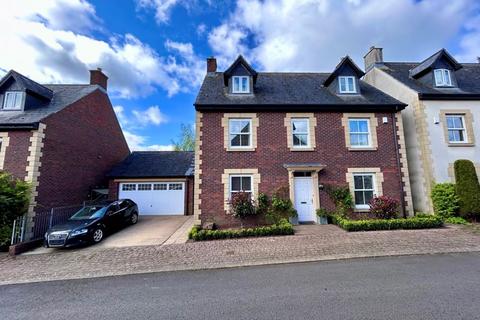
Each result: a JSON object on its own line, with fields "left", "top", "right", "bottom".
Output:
{"left": 289, "top": 216, "right": 299, "bottom": 225}
{"left": 317, "top": 216, "right": 328, "bottom": 225}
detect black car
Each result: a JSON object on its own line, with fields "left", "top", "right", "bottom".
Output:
{"left": 44, "top": 199, "right": 139, "bottom": 248}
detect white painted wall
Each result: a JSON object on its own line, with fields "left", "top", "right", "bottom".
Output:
{"left": 423, "top": 100, "right": 480, "bottom": 182}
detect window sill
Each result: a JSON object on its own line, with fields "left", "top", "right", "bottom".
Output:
{"left": 226, "top": 148, "right": 256, "bottom": 152}
{"left": 353, "top": 208, "right": 370, "bottom": 212}
{"left": 347, "top": 147, "right": 377, "bottom": 151}
{"left": 289, "top": 147, "right": 315, "bottom": 152}
{"left": 447, "top": 143, "right": 475, "bottom": 147}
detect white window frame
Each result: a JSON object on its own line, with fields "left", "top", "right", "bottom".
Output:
{"left": 291, "top": 118, "right": 310, "bottom": 148}
{"left": 434, "top": 69, "right": 452, "bottom": 87}
{"left": 121, "top": 184, "right": 136, "bottom": 191}
{"left": 338, "top": 76, "right": 357, "bottom": 93}
{"left": 168, "top": 183, "right": 183, "bottom": 190}
{"left": 229, "top": 118, "right": 252, "bottom": 148}
{"left": 229, "top": 174, "right": 253, "bottom": 199}
{"left": 137, "top": 183, "right": 152, "bottom": 191}
{"left": 353, "top": 173, "right": 376, "bottom": 210}
{"left": 3, "top": 91, "right": 24, "bottom": 110}
{"left": 232, "top": 76, "right": 250, "bottom": 93}
{"left": 446, "top": 114, "right": 467, "bottom": 143}
{"left": 348, "top": 118, "right": 371, "bottom": 148}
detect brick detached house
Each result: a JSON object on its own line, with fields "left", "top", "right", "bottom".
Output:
{"left": 193, "top": 55, "right": 413, "bottom": 228}
{"left": 0, "top": 69, "right": 129, "bottom": 239}
{"left": 364, "top": 47, "right": 480, "bottom": 213}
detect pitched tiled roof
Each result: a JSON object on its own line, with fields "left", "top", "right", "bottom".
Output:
{"left": 0, "top": 70, "right": 53, "bottom": 100}
{"left": 382, "top": 62, "right": 480, "bottom": 95}
{"left": 195, "top": 72, "right": 404, "bottom": 109}
{"left": 107, "top": 151, "right": 195, "bottom": 178}
{"left": 0, "top": 84, "right": 99, "bottom": 126}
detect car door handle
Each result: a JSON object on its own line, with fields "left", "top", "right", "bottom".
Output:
{"left": 301, "top": 201, "right": 307, "bottom": 204}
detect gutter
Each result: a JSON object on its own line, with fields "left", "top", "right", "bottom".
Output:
{"left": 418, "top": 93, "right": 480, "bottom": 100}
{"left": 0, "top": 122, "right": 39, "bottom": 130}
{"left": 194, "top": 103, "right": 407, "bottom": 112}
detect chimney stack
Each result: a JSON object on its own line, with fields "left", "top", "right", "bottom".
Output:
{"left": 207, "top": 57, "right": 217, "bottom": 73}
{"left": 90, "top": 68, "right": 108, "bottom": 90}
{"left": 364, "top": 46, "right": 383, "bottom": 72}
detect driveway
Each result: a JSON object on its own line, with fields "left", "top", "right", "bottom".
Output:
{"left": 25, "top": 215, "right": 193, "bottom": 255}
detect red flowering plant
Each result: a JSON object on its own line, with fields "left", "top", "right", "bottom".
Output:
{"left": 369, "top": 196, "right": 399, "bottom": 219}
{"left": 229, "top": 191, "right": 256, "bottom": 219}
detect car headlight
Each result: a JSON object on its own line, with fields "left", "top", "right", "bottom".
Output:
{"left": 70, "top": 228, "right": 89, "bottom": 237}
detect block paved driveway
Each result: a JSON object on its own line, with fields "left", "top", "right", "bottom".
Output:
{"left": 1, "top": 224, "right": 480, "bottom": 285}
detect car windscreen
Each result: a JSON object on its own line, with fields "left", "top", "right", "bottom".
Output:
{"left": 69, "top": 206, "right": 108, "bottom": 220}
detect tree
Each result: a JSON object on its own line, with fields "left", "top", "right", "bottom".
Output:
{"left": 454, "top": 159, "right": 480, "bottom": 219}
{"left": 171, "top": 124, "right": 195, "bottom": 151}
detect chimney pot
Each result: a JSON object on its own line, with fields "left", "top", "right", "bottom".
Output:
{"left": 207, "top": 57, "right": 217, "bottom": 73}
{"left": 90, "top": 68, "right": 108, "bottom": 90}
{"left": 364, "top": 46, "right": 383, "bottom": 72}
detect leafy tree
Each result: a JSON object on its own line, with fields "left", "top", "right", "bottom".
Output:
{"left": 171, "top": 124, "right": 195, "bottom": 151}
{"left": 454, "top": 159, "right": 480, "bottom": 219}
{"left": 0, "top": 172, "right": 30, "bottom": 248}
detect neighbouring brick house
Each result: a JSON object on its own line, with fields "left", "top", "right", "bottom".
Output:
{"left": 0, "top": 69, "right": 129, "bottom": 239}
{"left": 193, "top": 55, "right": 413, "bottom": 228}
{"left": 364, "top": 47, "right": 480, "bottom": 213}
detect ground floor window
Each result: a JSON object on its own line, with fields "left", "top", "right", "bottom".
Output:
{"left": 353, "top": 173, "right": 375, "bottom": 209}
{"left": 229, "top": 175, "right": 252, "bottom": 198}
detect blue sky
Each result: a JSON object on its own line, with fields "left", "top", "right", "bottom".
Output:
{"left": 1, "top": 0, "right": 479, "bottom": 150}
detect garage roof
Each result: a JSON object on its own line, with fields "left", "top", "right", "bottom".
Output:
{"left": 107, "top": 151, "right": 194, "bottom": 179}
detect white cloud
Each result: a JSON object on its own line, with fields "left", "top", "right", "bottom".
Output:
{"left": 208, "top": 0, "right": 480, "bottom": 71}
{"left": 132, "top": 105, "right": 168, "bottom": 126}
{"left": 136, "top": 0, "right": 186, "bottom": 24}
{"left": 197, "top": 23, "right": 207, "bottom": 35}
{"left": 123, "top": 130, "right": 174, "bottom": 151}
{"left": 0, "top": 0, "right": 205, "bottom": 99}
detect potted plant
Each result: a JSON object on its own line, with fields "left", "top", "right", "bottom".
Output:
{"left": 289, "top": 209, "right": 299, "bottom": 225}
{"left": 316, "top": 208, "right": 329, "bottom": 225}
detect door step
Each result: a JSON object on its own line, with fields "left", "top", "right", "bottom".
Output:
{"left": 298, "top": 221, "right": 316, "bottom": 225}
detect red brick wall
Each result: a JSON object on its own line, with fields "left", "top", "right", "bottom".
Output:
{"left": 2, "top": 131, "right": 32, "bottom": 179}
{"left": 199, "top": 111, "right": 404, "bottom": 228}
{"left": 35, "top": 89, "right": 129, "bottom": 209}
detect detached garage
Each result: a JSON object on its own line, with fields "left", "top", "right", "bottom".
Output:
{"left": 107, "top": 151, "right": 194, "bottom": 216}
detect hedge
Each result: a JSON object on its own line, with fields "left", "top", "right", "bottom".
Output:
{"left": 331, "top": 215, "right": 444, "bottom": 232}
{"left": 431, "top": 183, "right": 459, "bottom": 217}
{"left": 454, "top": 159, "right": 480, "bottom": 218}
{"left": 188, "top": 219, "right": 294, "bottom": 241}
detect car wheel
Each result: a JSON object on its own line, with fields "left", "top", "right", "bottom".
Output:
{"left": 92, "top": 228, "right": 104, "bottom": 243}
{"left": 130, "top": 212, "right": 139, "bottom": 225}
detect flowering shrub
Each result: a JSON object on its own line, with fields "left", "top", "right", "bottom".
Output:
{"left": 369, "top": 196, "right": 399, "bottom": 219}
{"left": 229, "top": 191, "right": 256, "bottom": 219}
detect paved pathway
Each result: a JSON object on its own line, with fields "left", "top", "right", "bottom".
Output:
{"left": 1, "top": 224, "right": 480, "bottom": 285}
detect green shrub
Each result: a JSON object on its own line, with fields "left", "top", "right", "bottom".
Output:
{"left": 444, "top": 216, "right": 469, "bottom": 225}
{"left": 265, "top": 187, "right": 297, "bottom": 225}
{"left": 325, "top": 184, "right": 353, "bottom": 216}
{"left": 316, "top": 208, "right": 330, "bottom": 217}
{"left": 256, "top": 193, "right": 270, "bottom": 216}
{"left": 431, "top": 183, "right": 459, "bottom": 217}
{"left": 454, "top": 160, "right": 480, "bottom": 219}
{"left": 188, "top": 219, "right": 294, "bottom": 241}
{"left": 0, "top": 172, "right": 30, "bottom": 248}
{"left": 331, "top": 214, "right": 443, "bottom": 232}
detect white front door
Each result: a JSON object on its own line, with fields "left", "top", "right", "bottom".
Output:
{"left": 294, "top": 177, "right": 315, "bottom": 222}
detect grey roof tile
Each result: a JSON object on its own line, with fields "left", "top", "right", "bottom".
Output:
{"left": 107, "top": 151, "right": 195, "bottom": 178}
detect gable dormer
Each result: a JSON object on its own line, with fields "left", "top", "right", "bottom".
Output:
{"left": 224, "top": 55, "right": 258, "bottom": 94}
{"left": 323, "top": 56, "right": 365, "bottom": 95}
{"left": 409, "top": 49, "right": 462, "bottom": 88}
{"left": 0, "top": 70, "right": 52, "bottom": 111}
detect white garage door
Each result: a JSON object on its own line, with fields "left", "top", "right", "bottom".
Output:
{"left": 119, "top": 182, "right": 185, "bottom": 215}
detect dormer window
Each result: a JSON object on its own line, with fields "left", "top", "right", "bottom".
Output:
{"left": 232, "top": 76, "right": 250, "bottom": 94}
{"left": 2, "top": 91, "right": 24, "bottom": 110}
{"left": 339, "top": 76, "right": 357, "bottom": 93}
{"left": 434, "top": 69, "right": 452, "bottom": 87}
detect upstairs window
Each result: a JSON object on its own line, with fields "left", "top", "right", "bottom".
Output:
{"left": 348, "top": 118, "right": 371, "bottom": 147}
{"left": 446, "top": 115, "right": 467, "bottom": 143}
{"left": 339, "top": 76, "right": 356, "bottom": 93}
{"left": 434, "top": 69, "right": 452, "bottom": 87}
{"left": 3, "top": 91, "right": 24, "bottom": 110}
{"left": 232, "top": 76, "right": 250, "bottom": 93}
{"left": 229, "top": 118, "right": 252, "bottom": 148}
{"left": 291, "top": 118, "right": 310, "bottom": 148}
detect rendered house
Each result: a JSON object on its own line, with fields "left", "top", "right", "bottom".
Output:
{"left": 193, "top": 56, "right": 413, "bottom": 228}
{"left": 0, "top": 69, "right": 129, "bottom": 239}
{"left": 363, "top": 47, "right": 480, "bottom": 213}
